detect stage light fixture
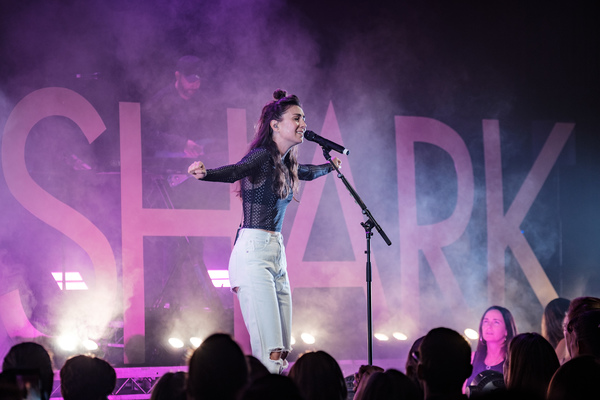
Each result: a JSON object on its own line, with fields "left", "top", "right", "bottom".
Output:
{"left": 57, "top": 334, "right": 79, "bottom": 351}
{"left": 300, "top": 333, "right": 315, "bottom": 344}
{"left": 190, "top": 337, "right": 202, "bottom": 348}
{"left": 168, "top": 337, "right": 185, "bottom": 349}
{"left": 374, "top": 333, "right": 389, "bottom": 341}
{"left": 464, "top": 328, "right": 479, "bottom": 340}
{"left": 392, "top": 332, "right": 408, "bottom": 341}
{"left": 82, "top": 339, "right": 99, "bottom": 351}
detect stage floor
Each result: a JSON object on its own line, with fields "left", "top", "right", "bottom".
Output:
{"left": 49, "top": 359, "right": 406, "bottom": 399}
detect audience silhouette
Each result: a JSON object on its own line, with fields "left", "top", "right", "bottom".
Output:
{"left": 150, "top": 371, "right": 186, "bottom": 400}
{"left": 418, "top": 327, "right": 472, "bottom": 400}
{"left": 503, "top": 332, "right": 559, "bottom": 399}
{"left": 288, "top": 350, "right": 347, "bottom": 400}
{"left": 2, "top": 342, "right": 54, "bottom": 400}
{"left": 60, "top": 354, "right": 116, "bottom": 400}
{"left": 186, "top": 333, "right": 248, "bottom": 400}
{"left": 356, "top": 369, "right": 420, "bottom": 400}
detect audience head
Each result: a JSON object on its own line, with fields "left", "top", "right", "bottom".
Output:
{"left": 352, "top": 364, "right": 384, "bottom": 400}
{"left": 240, "top": 374, "right": 303, "bottom": 400}
{"left": 150, "top": 371, "right": 186, "bottom": 400}
{"left": 564, "top": 296, "right": 600, "bottom": 358}
{"left": 60, "top": 355, "right": 116, "bottom": 400}
{"left": 288, "top": 350, "right": 347, "bottom": 400}
{"left": 504, "top": 332, "right": 559, "bottom": 398}
{"left": 417, "top": 327, "right": 472, "bottom": 397}
{"left": 474, "top": 306, "right": 517, "bottom": 363}
{"left": 2, "top": 342, "right": 54, "bottom": 400}
{"left": 246, "top": 355, "right": 270, "bottom": 383}
{"left": 405, "top": 336, "right": 425, "bottom": 399}
{"left": 186, "top": 333, "right": 248, "bottom": 400}
{"left": 542, "top": 298, "right": 571, "bottom": 348}
{"left": 357, "top": 369, "right": 420, "bottom": 400}
{"left": 547, "top": 355, "right": 600, "bottom": 400}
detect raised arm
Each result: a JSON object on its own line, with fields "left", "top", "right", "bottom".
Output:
{"left": 298, "top": 157, "right": 342, "bottom": 181}
{"left": 188, "top": 148, "right": 271, "bottom": 183}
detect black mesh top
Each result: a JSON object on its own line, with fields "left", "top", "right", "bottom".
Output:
{"left": 203, "top": 147, "right": 333, "bottom": 232}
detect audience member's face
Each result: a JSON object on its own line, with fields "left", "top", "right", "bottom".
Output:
{"left": 481, "top": 309, "right": 507, "bottom": 344}
{"left": 563, "top": 314, "right": 578, "bottom": 357}
{"left": 175, "top": 72, "right": 201, "bottom": 100}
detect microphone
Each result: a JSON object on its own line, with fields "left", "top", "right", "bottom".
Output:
{"left": 304, "top": 130, "right": 350, "bottom": 155}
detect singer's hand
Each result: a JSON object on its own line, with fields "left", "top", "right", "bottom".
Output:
{"left": 332, "top": 157, "right": 342, "bottom": 169}
{"left": 188, "top": 161, "right": 207, "bottom": 179}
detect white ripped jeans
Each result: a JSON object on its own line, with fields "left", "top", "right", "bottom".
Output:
{"left": 229, "top": 228, "right": 292, "bottom": 374}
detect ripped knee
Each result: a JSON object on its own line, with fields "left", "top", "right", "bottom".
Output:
{"left": 270, "top": 350, "right": 282, "bottom": 360}
{"left": 269, "top": 349, "right": 289, "bottom": 361}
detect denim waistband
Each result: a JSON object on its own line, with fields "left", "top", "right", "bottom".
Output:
{"left": 238, "top": 228, "right": 283, "bottom": 241}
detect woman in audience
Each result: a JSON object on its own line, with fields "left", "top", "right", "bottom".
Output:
{"left": 541, "top": 297, "right": 570, "bottom": 363}
{"left": 288, "top": 350, "right": 347, "bottom": 400}
{"left": 541, "top": 298, "right": 570, "bottom": 349}
{"left": 503, "top": 332, "right": 559, "bottom": 399}
{"left": 466, "top": 306, "right": 517, "bottom": 388}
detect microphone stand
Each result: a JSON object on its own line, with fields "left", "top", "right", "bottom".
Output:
{"left": 320, "top": 147, "right": 392, "bottom": 366}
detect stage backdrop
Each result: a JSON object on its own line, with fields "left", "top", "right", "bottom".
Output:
{"left": 1, "top": 0, "right": 599, "bottom": 364}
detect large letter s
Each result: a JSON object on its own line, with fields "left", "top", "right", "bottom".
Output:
{"left": 2, "top": 88, "right": 118, "bottom": 332}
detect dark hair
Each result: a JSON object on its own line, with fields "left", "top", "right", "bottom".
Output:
{"left": 504, "top": 333, "right": 559, "bottom": 398}
{"left": 542, "top": 298, "right": 570, "bottom": 348}
{"left": 2, "top": 342, "right": 54, "bottom": 400}
{"left": 288, "top": 350, "right": 347, "bottom": 400}
{"left": 150, "top": 371, "right": 186, "bottom": 400}
{"left": 565, "top": 296, "right": 600, "bottom": 358}
{"left": 547, "top": 355, "right": 600, "bottom": 400}
{"left": 186, "top": 333, "right": 248, "bottom": 400}
{"left": 357, "top": 369, "right": 420, "bottom": 400}
{"left": 60, "top": 355, "right": 116, "bottom": 400}
{"left": 565, "top": 296, "right": 600, "bottom": 334}
{"left": 248, "top": 89, "right": 301, "bottom": 199}
{"left": 405, "top": 336, "right": 425, "bottom": 399}
{"left": 419, "top": 327, "right": 472, "bottom": 394}
{"left": 240, "top": 374, "right": 304, "bottom": 400}
{"left": 473, "top": 306, "right": 517, "bottom": 368}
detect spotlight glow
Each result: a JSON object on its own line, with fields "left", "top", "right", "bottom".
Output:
{"left": 464, "top": 328, "right": 479, "bottom": 340}
{"left": 57, "top": 335, "right": 79, "bottom": 352}
{"left": 393, "top": 332, "right": 408, "bottom": 341}
{"left": 82, "top": 339, "right": 98, "bottom": 351}
{"left": 190, "top": 337, "right": 202, "bottom": 348}
{"left": 374, "top": 333, "right": 389, "bottom": 341}
{"left": 290, "top": 336, "right": 296, "bottom": 345}
{"left": 300, "top": 333, "right": 315, "bottom": 344}
{"left": 168, "top": 338, "right": 184, "bottom": 349}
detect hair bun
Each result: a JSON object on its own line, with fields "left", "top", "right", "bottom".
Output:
{"left": 273, "top": 89, "right": 288, "bottom": 101}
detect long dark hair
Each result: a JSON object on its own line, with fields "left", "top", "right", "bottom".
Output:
{"left": 542, "top": 297, "right": 570, "bottom": 348}
{"left": 505, "top": 333, "right": 559, "bottom": 398}
{"left": 288, "top": 350, "right": 347, "bottom": 400}
{"left": 472, "top": 305, "right": 517, "bottom": 367}
{"left": 248, "top": 89, "right": 301, "bottom": 199}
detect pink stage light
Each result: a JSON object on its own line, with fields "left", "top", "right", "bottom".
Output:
{"left": 207, "top": 270, "right": 230, "bottom": 288}
{"left": 51, "top": 272, "right": 88, "bottom": 290}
